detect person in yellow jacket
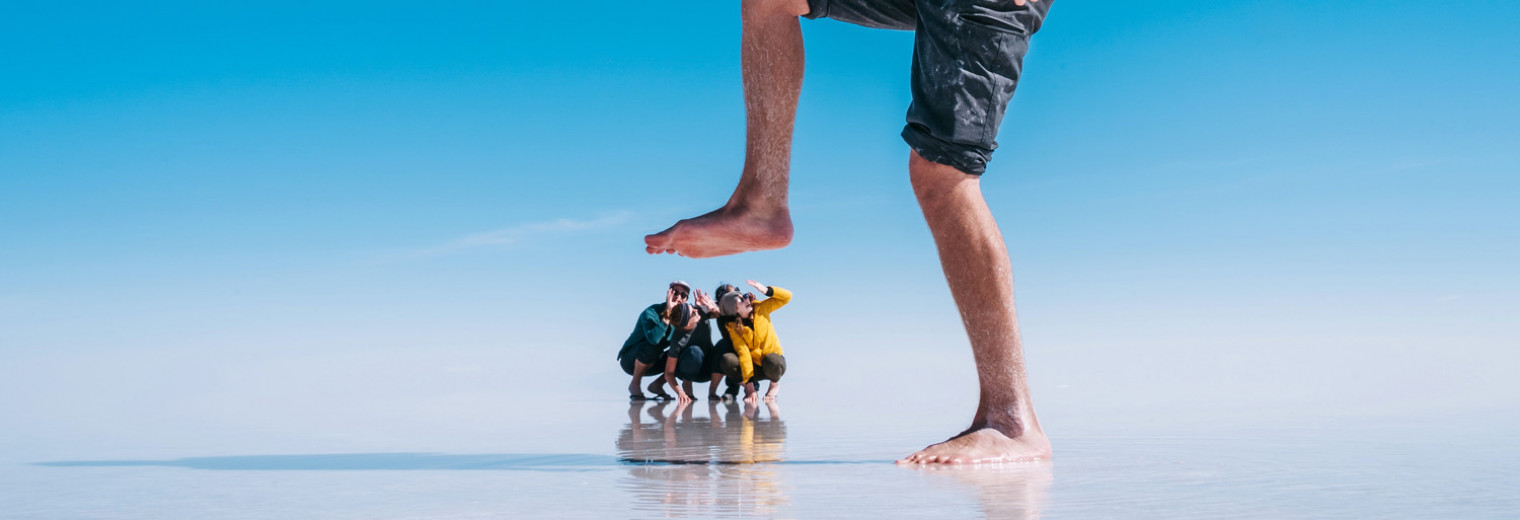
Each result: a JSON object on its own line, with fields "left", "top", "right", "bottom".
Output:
{"left": 716, "top": 280, "right": 790, "bottom": 403}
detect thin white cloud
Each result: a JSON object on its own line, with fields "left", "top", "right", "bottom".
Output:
{"left": 408, "top": 212, "right": 631, "bottom": 258}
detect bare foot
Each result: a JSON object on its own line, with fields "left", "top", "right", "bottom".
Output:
{"left": 897, "top": 428, "right": 1051, "bottom": 465}
{"left": 644, "top": 205, "right": 792, "bottom": 258}
{"left": 646, "top": 380, "right": 673, "bottom": 400}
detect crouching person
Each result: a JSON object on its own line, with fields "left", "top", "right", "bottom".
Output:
{"left": 618, "top": 281, "right": 689, "bottom": 400}
{"left": 718, "top": 280, "right": 791, "bottom": 403}
{"left": 659, "top": 300, "right": 716, "bottom": 404}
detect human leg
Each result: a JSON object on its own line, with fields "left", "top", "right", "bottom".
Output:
{"left": 717, "top": 352, "right": 744, "bottom": 382}
{"left": 643, "top": 0, "right": 809, "bottom": 258}
{"left": 761, "top": 353, "right": 786, "bottom": 401}
{"left": 627, "top": 359, "right": 651, "bottom": 399}
{"left": 893, "top": 0, "right": 1052, "bottom": 465}
{"left": 647, "top": 375, "right": 674, "bottom": 400}
{"left": 716, "top": 352, "right": 760, "bottom": 404}
{"left": 899, "top": 150, "right": 1049, "bottom": 464}
{"left": 714, "top": 340, "right": 744, "bottom": 398}
{"left": 708, "top": 373, "right": 726, "bottom": 399}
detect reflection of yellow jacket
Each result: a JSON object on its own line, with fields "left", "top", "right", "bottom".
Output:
{"left": 725, "top": 286, "right": 791, "bottom": 383}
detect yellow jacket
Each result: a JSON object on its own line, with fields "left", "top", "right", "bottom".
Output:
{"left": 725, "top": 286, "right": 791, "bottom": 383}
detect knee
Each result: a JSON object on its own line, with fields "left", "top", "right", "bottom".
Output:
{"left": 761, "top": 353, "right": 787, "bottom": 380}
{"left": 718, "top": 353, "right": 742, "bottom": 375}
{"left": 909, "top": 150, "right": 975, "bottom": 205}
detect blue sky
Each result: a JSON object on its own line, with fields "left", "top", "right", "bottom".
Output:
{"left": 2, "top": 1, "right": 1518, "bottom": 446}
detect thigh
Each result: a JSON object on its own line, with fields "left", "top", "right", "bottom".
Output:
{"left": 676, "top": 346, "right": 709, "bottom": 381}
{"left": 701, "top": 343, "right": 725, "bottom": 375}
{"left": 903, "top": 0, "right": 1052, "bottom": 175}
{"left": 804, "top": 0, "right": 917, "bottom": 30}
{"left": 718, "top": 353, "right": 743, "bottom": 379}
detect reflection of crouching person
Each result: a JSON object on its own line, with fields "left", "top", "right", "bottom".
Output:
{"left": 719, "top": 280, "right": 791, "bottom": 403}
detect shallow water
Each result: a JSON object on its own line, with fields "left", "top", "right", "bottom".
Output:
{"left": 7, "top": 397, "right": 1516, "bottom": 519}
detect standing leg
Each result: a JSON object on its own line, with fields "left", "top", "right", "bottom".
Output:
{"left": 643, "top": 0, "right": 810, "bottom": 258}
{"left": 892, "top": 0, "right": 1052, "bottom": 464}
{"left": 898, "top": 151, "right": 1049, "bottom": 464}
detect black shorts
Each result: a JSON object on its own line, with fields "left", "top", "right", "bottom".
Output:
{"left": 804, "top": 0, "right": 1052, "bottom": 174}
{"left": 619, "top": 340, "right": 666, "bottom": 376}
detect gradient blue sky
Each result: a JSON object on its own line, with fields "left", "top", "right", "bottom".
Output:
{"left": 2, "top": 1, "right": 1518, "bottom": 449}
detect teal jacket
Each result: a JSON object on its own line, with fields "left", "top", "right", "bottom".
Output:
{"left": 617, "top": 304, "right": 673, "bottom": 362}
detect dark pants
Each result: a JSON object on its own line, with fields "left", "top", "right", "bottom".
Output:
{"left": 671, "top": 345, "right": 709, "bottom": 382}
{"left": 718, "top": 352, "right": 788, "bottom": 383}
{"left": 708, "top": 340, "right": 744, "bottom": 395}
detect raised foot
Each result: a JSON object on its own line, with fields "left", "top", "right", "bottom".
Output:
{"left": 644, "top": 206, "right": 792, "bottom": 258}
{"left": 897, "top": 428, "right": 1051, "bottom": 465}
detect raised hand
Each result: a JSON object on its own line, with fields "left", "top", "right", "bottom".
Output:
{"left": 694, "top": 290, "right": 718, "bottom": 314}
{"left": 746, "top": 280, "right": 768, "bottom": 294}
{"left": 663, "top": 287, "right": 680, "bottom": 321}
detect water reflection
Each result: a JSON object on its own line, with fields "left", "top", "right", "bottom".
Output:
{"left": 616, "top": 399, "right": 788, "bottom": 517}
{"left": 909, "top": 463, "right": 1053, "bottom": 520}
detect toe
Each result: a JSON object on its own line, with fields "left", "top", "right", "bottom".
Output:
{"left": 644, "top": 229, "right": 670, "bottom": 244}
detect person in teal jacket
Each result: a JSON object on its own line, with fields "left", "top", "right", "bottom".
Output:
{"left": 618, "top": 281, "right": 689, "bottom": 400}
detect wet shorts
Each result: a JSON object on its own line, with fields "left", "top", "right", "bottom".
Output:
{"left": 804, "top": 0, "right": 1052, "bottom": 174}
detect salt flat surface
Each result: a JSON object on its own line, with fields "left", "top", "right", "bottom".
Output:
{"left": 5, "top": 395, "right": 1515, "bottom": 519}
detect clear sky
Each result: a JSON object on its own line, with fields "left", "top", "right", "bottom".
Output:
{"left": 2, "top": 1, "right": 1518, "bottom": 449}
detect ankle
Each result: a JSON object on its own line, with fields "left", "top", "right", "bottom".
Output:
{"left": 722, "top": 199, "right": 788, "bottom": 219}
{"left": 977, "top": 407, "right": 1041, "bottom": 439}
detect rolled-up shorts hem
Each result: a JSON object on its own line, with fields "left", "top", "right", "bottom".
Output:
{"left": 803, "top": 0, "right": 828, "bottom": 19}
{"left": 903, "top": 124, "right": 991, "bottom": 175}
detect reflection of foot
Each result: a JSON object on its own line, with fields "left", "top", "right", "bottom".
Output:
{"left": 912, "top": 463, "right": 1053, "bottom": 520}
{"left": 644, "top": 205, "right": 792, "bottom": 258}
{"left": 897, "top": 428, "right": 1051, "bottom": 465}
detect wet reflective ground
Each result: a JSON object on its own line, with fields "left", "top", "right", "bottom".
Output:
{"left": 10, "top": 397, "right": 1517, "bottom": 519}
